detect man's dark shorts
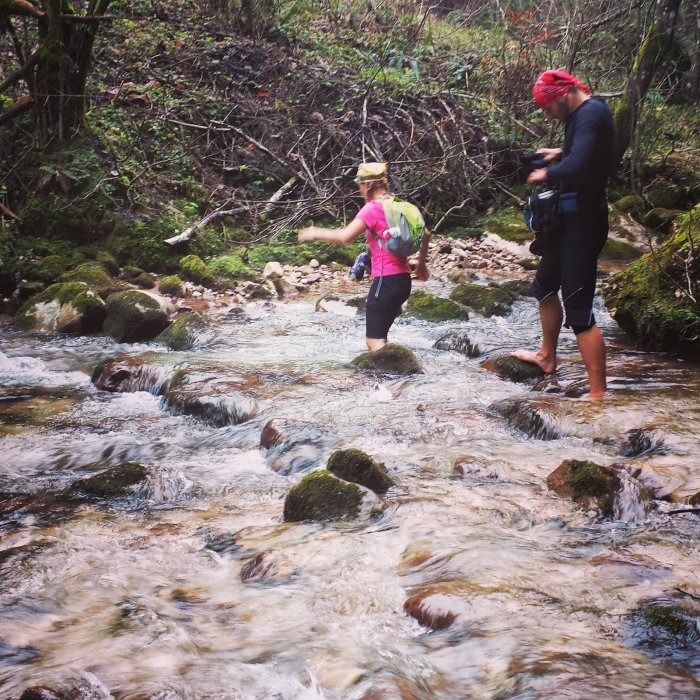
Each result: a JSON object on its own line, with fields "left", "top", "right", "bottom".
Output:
{"left": 366, "top": 273, "right": 412, "bottom": 339}
{"left": 531, "top": 205, "right": 608, "bottom": 329}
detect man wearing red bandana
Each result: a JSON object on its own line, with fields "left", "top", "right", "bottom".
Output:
{"left": 512, "top": 70, "right": 614, "bottom": 400}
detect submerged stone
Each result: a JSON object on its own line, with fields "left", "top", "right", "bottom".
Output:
{"left": 283, "top": 470, "right": 364, "bottom": 522}
{"left": 163, "top": 368, "right": 258, "bottom": 427}
{"left": 327, "top": 448, "right": 394, "bottom": 493}
{"left": 434, "top": 330, "right": 482, "bottom": 357}
{"left": 481, "top": 354, "right": 545, "bottom": 383}
{"left": 68, "top": 462, "right": 149, "bottom": 498}
{"left": 547, "top": 459, "right": 622, "bottom": 517}
{"left": 155, "top": 311, "right": 215, "bottom": 350}
{"left": 351, "top": 343, "right": 423, "bottom": 375}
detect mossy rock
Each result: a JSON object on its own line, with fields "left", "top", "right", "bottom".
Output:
{"left": 103, "top": 290, "right": 170, "bottom": 342}
{"left": 159, "top": 274, "right": 184, "bottom": 297}
{"left": 133, "top": 272, "right": 157, "bottom": 289}
{"left": 351, "top": 343, "right": 423, "bottom": 375}
{"left": 547, "top": 459, "right": 621, "bottom": 517}
{"left": 15, "top": 282, "right": 106, "bottom": 333}
{"left": 601, "top": 237, "right": 642, "bottom": 262}
{"left": 155, "top": 311, "right": 214, "bottom": 350}
{"left": 179, "top": 254, "right": 214, "bottom": 286}
{"left": 283, "top": 470, "right": 364, "bottom": 522}
{"left": 68, "top": 462, "right": 149, "bottom": 498}
{"left": 449, "top": 282, "right": 519, "bottom": 317}
{"left": 601, "top": 210, "right": 700, "bottom": 358}
{"left": 24, "top": 255, "right": 72, "bottom": 284}
{"left": 61, "top": 262, "right": 120, "bottom": 299}
{"left": 612, "top": 195, "right": 647, "bottom": 222}
{"left": 404, "top": 290, "right": 470, "bottom": 322}
{"left": 642, "top": 207, "right": 684, "bottom": 234}
{"left": 327, "top": 448, "right": 394, "bottom": 493}
{"left": 643, "top": 177, "right": 687, "bottom": 210}
{"left": 122, "top": 265, "right": 144, "bottom": 280}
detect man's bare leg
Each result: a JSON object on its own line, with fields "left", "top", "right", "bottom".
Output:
{"left": 511, "top": 294, "right": 562, "bottom": 374}
{"left": 366, "top": 337, "right": 387, "bottom": 352}
{"left": 575, "top": 324, "right": 607, "bottom": 399}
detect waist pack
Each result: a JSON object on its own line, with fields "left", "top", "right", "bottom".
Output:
{"left": 375, "top": 197, "right": 425, "bottom": 257}
{"left": 523, "top": 189, "right": 562, "bottom": 235}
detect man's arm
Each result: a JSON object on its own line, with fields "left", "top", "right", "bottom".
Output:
{"left": 414, "top": 228, "right": 430, "bottom": 281}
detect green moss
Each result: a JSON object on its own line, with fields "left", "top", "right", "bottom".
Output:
{"left": 612, "top": 195, "right": 646, "bottom": 221}
{"left": 111, "top": 218, "right": 182, "bottom": 273}
{"left": 601, "top": 238, "right": 642, "bottom": 261}
{"left": 179, "top": 254, "right": 214, "bottom": 285}
{"left": 639, "top": 605, "right": 692, "bottom": 637}
{"left": 602, "top": 210, "right": 700, "bottom": 356}
{"left": 404, "top": 289, "right": 470, "bottom": 322}
{"left": 61, "top": 262, "right": 119, "bottom": 298}
{"left": 208, "top": 253, "right": 255, "bottom": 280}
{"left": 283, "top": 470, "right": 363, "bottom": 522}
{"left": 449, "top": 282, "right": 518, "bottom": 317}
{"left": 25, "top": 255, "right": 72, "bottom": 283}
{"left": 327, "top": 448, "right": 394, "bottom": 493}
{"left": 159, "top": 274, "right": 184, "bottom": 296}
{"left": 481, "top": 207, "right": 530, "bottom": 243}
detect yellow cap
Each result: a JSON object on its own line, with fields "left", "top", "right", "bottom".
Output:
{"left": 354, "top": 162, "right": 388, "bottom": 183}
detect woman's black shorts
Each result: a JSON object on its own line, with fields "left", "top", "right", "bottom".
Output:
{"left": 366, "top": 273, "right": 412, "bottom": 339}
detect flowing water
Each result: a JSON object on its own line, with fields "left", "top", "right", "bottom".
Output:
{"left": 1, "top": 285, "right": 699, "bottom": 700}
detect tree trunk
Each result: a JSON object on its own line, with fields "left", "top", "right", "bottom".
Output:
{"left": 613, "top": 0, "right": 682, "bottom": 169}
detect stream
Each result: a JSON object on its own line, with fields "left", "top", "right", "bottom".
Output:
{"left": 0, "top": 280, "right": 699, "bottom": 699}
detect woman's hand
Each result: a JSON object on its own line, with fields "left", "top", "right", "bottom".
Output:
{"left": 297, "top": 227, "right": 317, "bottom": 242}
{"left": 414, "top": 263, "right": 429, "bottom": 281}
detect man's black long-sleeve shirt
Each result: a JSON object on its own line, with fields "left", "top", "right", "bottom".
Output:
{"left": 546, "top": 96, "right": 615, "bottom": 207}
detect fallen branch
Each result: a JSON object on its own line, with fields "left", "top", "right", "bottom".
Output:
{"left": 164, "top": 204, "right": 247, "bottom": 246}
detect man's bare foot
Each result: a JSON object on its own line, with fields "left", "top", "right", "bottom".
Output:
{"left": 510, "top": 349, "right": 556, "bottom": 374}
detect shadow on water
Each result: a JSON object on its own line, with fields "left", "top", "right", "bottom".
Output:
{"left": 0, "top": 294, "right": 699, "bottom": 699}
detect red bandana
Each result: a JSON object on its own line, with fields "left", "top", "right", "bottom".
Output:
{"left": 532, "top": 70, "right": 591, "bottom": 108}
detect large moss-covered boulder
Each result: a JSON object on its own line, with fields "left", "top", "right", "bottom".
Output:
{"left": 612, "top": 194, "right": 647, "bottom": 223}
{"left": 547, "top": 459, "right": 622, "bottom": 517}
{"left": 15, "top": 282, "right": 106, "bottom": 333}
{"left": 351, "top": 343, "right": 423, "bottom": 375}
{"left": 61, "top": 262, "right": 120, "bottom": 299}
{"left": 404, "top": 290, "right": 470, "bottom": 322}
{"left": 283, "top": 470, "right": 364, "bottom": 522}
{"left": 449, "top": 281, "right": 524, "bottom": 317}
{"left": 155, "top": 311, "right": 215, "bottom": 350}
{"left": 327, "top": 448, "right": 394, "bottom": 493}
{"left": 601, "top": 210, "right": 700, "bottom": 358}
{"left": 103, "top": 290, "right": 170, "bottom": 342}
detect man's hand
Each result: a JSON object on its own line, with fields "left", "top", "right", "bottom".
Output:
{"left": 527, "top": 167, "right": 548, "bottom": 184}
{"left": 536, "top": 147, "right": 562, "bottom": 162}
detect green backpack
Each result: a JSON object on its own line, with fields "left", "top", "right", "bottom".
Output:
{"left": 376, "top": 197, "right": 425, "bottom": 258}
